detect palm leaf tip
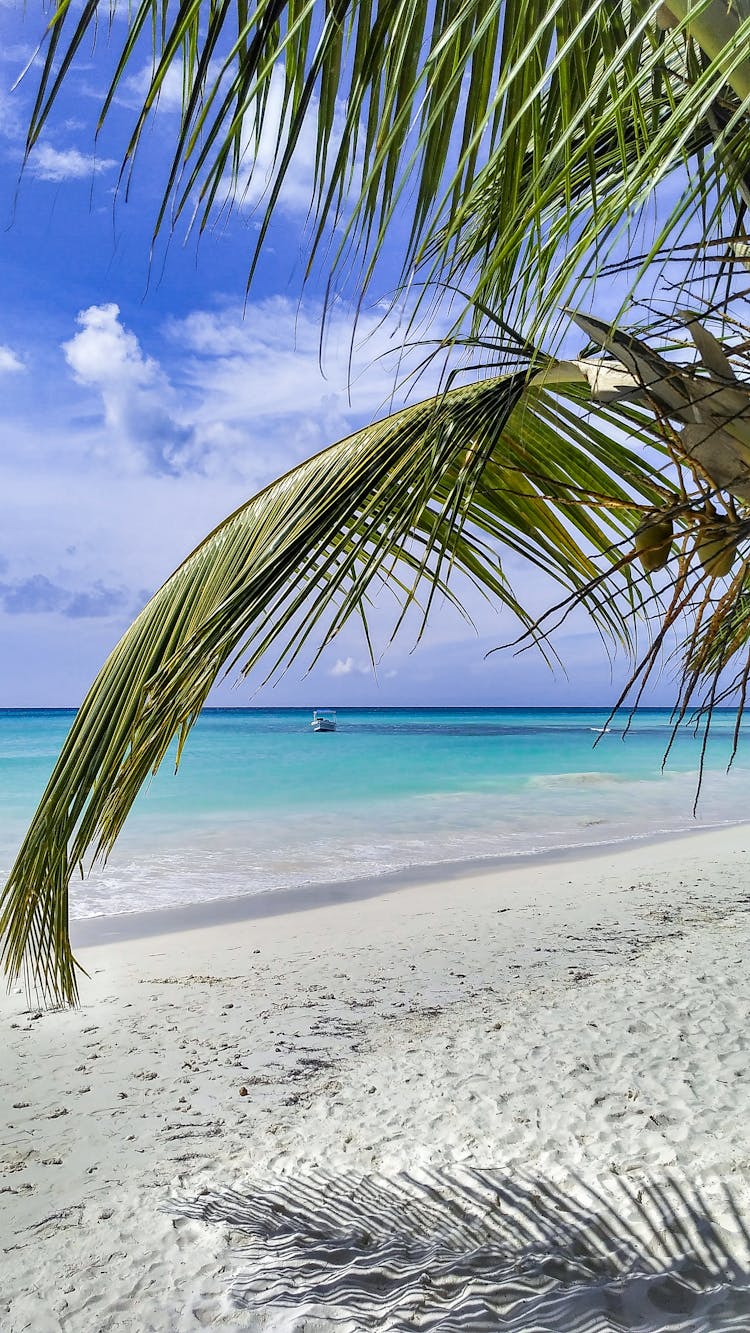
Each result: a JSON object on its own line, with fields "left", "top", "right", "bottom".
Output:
{"left": 1, "top": 855, "right": 81, "bottom": 1008}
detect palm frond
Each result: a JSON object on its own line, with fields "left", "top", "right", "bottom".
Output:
{"left": 492, "top": 300, "right": 750, "bottom": 806}
{"left": 0, "top": 359, "right": 668, "bottom": 1005}
{"left": 22, "top": 1, "right": 750, "bottom": 334}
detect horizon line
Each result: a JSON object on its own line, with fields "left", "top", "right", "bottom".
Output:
{"left": 0, "top": 703, "right": 740, "bottom": 713}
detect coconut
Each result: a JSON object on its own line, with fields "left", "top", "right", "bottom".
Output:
{"left": 634, "top": 513, "right": 673, "bottom": 572}
{"left": 696, "top": 516, "right": 739, "bottom": 578}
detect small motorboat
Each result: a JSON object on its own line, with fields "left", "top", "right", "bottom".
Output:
{"left": 311, "top": 709, "right": 337, "bottom": 732}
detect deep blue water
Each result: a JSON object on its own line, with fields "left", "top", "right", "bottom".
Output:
{"left": 0, "top": 708, "right": 747, "bottom": 918}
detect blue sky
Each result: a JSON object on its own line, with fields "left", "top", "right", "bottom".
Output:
{"left": 0, "top": 4, "right": 678, "bottom": 709}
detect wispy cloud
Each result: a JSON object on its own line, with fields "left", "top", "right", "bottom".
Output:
{"left": 65, "top": 582, "right": 130, "bottom": 619}
{"left": 0, "top": 573, "right": 128, "bottom": 618}
{"left": 120, "top": 61, "right": 188, "bottom": 114}
{"left": 0, "top": 345, "right": 24, "bottom": 373}
{"left": 221, "top": 70, "right": 360, "bottom": 219}
{"left": 0, "top": 574, "right": 66, "bottom": 615}
{"left": 329, "top": 656, "right": 371, "bottom": 677}
{"left": 0, "top": 85, "right": 23, "bottom": 143}
{"left": 64, "top": 297, "right": 445, "bottom": 482}
{"left": 30, "top": 144, "right": 117, "bottom": 182}
{"left": 169, "top": 295, "right": 443, "bottom": 462}
{"left": 116, "top": 61, "right": 333, "bottom": 219}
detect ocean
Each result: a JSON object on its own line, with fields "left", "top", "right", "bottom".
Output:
{"left": 0, "top": 707, "right": 748, "bottom": 921}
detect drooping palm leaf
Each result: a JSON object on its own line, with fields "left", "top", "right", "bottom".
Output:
{"left": 21, "top": 1, "right": 750, "bottom": 334}
{"left": 0, "top": 360, "right": 670, "bottom": 1005}
{"left": 506, "top": 301, "right": 750, "bottom": 788}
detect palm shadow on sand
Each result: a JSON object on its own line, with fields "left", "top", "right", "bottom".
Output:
{"left": 173, "top": 1167, "right": 750, "bottom": 1329}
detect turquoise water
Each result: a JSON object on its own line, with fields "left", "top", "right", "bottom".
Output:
{"left": 0, "top": 707, "right": 748, "bottom": 919}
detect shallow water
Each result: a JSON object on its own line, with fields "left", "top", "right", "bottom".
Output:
{"left": 0, "top": 707, "right": 748, "bottom": 919}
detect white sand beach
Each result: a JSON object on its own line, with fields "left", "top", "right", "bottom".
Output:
{"left": 3, "top": 826, "right": 750, "bottom": 1330}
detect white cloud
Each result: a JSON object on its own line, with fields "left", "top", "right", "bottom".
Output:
{"left": 121, "top": 61, "right": 187, "bottom": 114}
{"left": 0, "top": 345, "right": 23, "bottom": 373}
{"left": 63, "top": 303, "right": 198, "bottom": 476}
{"left": 168, "top": 295, "right": 444, "bottom": 472}
{"left": 0, "top": 85, "right": 22, "bottom": 142}
{"left": 58, "top": 295, "right": 445, "bottom": 482}
{"left": 59, "top": 294, "right": 451, "bottom": 488}
{"left": 117, "top": 62, "right": 339, "bottom": 219}
{"left": 329, "top": 656, "right": 371, "bottom": 677}
{"left": 30, "top": 145, "right": 117, "bottom": 182}
{"left": 57, "top": 291, "right": 452, "bottom": 485}
{"left": 223, "top": 70, "right": 359, "bottom": 219}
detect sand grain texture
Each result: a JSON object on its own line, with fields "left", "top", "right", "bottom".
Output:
{"left": 3, "top": 826, "right": 750, "bottom": 1329}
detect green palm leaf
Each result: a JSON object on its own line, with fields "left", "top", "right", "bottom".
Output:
{"left": 0, "top": 361, "right": 669, "bottom": 1005}
{"left": 23, "top": 1, "right": 750, "bottom": 334}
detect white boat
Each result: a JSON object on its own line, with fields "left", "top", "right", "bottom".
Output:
{"left": 311, "top": 709, "right": 337, "bottom": 732}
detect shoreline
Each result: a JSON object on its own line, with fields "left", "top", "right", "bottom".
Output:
{"left": 70, "top": 815, "right": 750, "bottom": 947}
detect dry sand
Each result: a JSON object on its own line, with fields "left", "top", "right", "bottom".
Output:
{"left": 3, "top": 826, "right": 750, "bottom": 1329}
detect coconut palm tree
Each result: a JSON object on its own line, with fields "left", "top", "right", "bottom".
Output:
{"left": 5, "top": 0, "right": 750, "bottom": 1004}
